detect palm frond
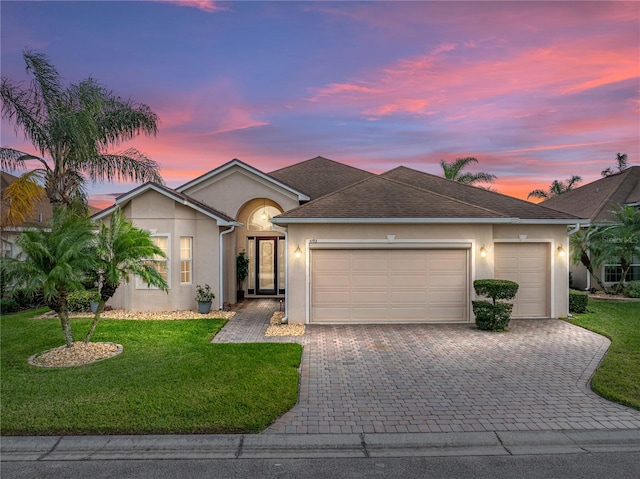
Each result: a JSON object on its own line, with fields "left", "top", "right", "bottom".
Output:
{"left": 81, "top": 150, "right": 163, "bottom": 184}
{"left": 0, "top": 170, "right": 46, "bottom": 228}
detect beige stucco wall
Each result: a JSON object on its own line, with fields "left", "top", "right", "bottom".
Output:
{"left": 180, "top": 166, "right": 300, "bottom": 219}
{"left": 284, "top": 222, "right": 570, "bottom": 324}
{"left": 107, "top": 189, "right": 223, "bottom": 312}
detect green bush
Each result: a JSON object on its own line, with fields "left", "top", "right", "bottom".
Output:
{"left": 624, "top": 281, "right": 640, "bottom": 299}
{"left": 11, "top": 288, "right": 43, "bottom": 308}
{"left": 569, "top": 290, "right": 589, "bottom": 313}
{"left": 67, "top": 290, "right": 97, "bottom": 312}
{"left": 473, "top": 279, "right": 519, "bottom": 331}
{"left": 472, "top": 301, "right": 513, "bottom": 331}
{"left": 473, "top": 279, "right": 519, "bottom": 303}
{"left": 0, "top": 298, "right": 20, "bottom": 314}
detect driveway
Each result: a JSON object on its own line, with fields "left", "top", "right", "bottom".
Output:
{"left": 214, "top": 300, "right": 640, "bottom": 434}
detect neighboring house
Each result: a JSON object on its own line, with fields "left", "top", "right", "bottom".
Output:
{"left": 0, "top": 171, "right": 53, "bottom": 258}
{"left": 94, "top": 156, "right": 586, "bottom": 323}
{"left": 542, "top": 166, "right": 640, "bottom": 291}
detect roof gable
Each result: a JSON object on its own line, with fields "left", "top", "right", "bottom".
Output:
{"left": 176, "top": 158, "right": 309, "bottom": 201}
{"left": 542, "top": 166, "right": 640, "bottom": 222}
{"left": 92, "top": 182, "right": 239, "bottom": 225}
{"left": 382, "top": 166, "right": 579, "bottom": 220}
{"left": 269, "top": 156, "right": 374, "bottom": 200}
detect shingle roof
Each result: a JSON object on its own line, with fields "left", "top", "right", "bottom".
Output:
{"left": 93, "top": 182, "right": 238, "bottom": 225}
{"left": 274, "top": 175, "right": 514, "bottom": 220}
{"left": 269, "top": 156, "right": 374, "bottom": 200}
{"left": 381, "top": 166, "right": 579, "bottom": 220}
{"left": 542, "top": 166, "right": 640, "bottom": 222}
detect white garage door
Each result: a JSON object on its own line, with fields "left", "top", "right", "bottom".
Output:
{"left": 494, "top": 243, "right": 550, "bottom": 318}
{"left": 311, "top": 249, "right": 468, "bottom": 323}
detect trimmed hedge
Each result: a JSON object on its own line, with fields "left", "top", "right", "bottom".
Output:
{"left": 569, "top": 290, "right": 588, "bottom": 313}
{"left": 473, "top": 279, "right": 519, "bottom": 303}
{"left": 472, "top": 301, "right": 513, "bottom": 331}
{"left": 0, "top": 298, "right": 20, "bottom": 314}
{"left": 625, "top": 281, "right": 640, "bottom": 299}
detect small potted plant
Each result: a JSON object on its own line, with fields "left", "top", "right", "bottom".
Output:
{"left": 195, "top": 284, "right": 215, "bottom": 314}
{"left": 236, "top": 251, "right": 249, "bottom": 302}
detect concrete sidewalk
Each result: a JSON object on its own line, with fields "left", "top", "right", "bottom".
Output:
{"left": 3, "top": 429, "right": 640, "bottom": 461}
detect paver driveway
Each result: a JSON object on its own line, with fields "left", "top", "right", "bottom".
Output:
{"left": 213, "top": 300, "right": 640, "bottom": 434}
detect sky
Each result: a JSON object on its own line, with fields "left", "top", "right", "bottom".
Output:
{"left": 1, "top": 0, "right": 639, "bottom": 209}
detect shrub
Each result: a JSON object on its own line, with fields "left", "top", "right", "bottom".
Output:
{"left": 473, "top": 279, "right": 519, "bottom": 304}
{"left": 0, "top": 298, "right": 20, "bottom": 314}
{"left": 11, "top": 288, "right": 43, "bottom": 308}
{"left": 569, "top": 290, "right": 589, "bottom": 313}
{"left": 473, "top": 279, "right": 519, "bottom": 332}
{"left": 625, "top": 281, "right": 640, "bottom": 299}
{"left": 67, "top": 290, "right": 97, "bottom": 312}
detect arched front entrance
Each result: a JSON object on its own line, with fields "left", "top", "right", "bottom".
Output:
{"left": 236, "top": 199, "right": 285, "bottom": 297}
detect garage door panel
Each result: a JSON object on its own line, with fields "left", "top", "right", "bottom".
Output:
{"left": 351, "top": 275, "right": 389, "bottom": 287}
{"left": 391, "top": 274, "right": 428, "bottom": 288}
{"left": 312, "top": 249, "right": 468, "bottom": 323}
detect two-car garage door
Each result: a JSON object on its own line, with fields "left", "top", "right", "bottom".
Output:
{"left": 311, "top": 249, "right": 468, "bottom": 323}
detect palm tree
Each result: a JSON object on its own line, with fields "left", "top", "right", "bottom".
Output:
{"left": 1, "top": 208, "right": 96, "bottom": 347}
{"left": 590, "top": 205, "right": 640, "bottom": 294}
{"left": 439, "top": 157, "right": 497, "bottom": 187}
{"left": 84, "top": 208, "right": 168, "bottom": 343}
{"left": 527, "top": 175, "right": 582, "bottom": 200}
{"left": 0, "top": 50, "right": 162, "bottom": 213}
{"left": 1, "top": 170, "right": 45, "bottom": 229}
{"left": 601, "top": 153, "right": 629, "bottom": 177}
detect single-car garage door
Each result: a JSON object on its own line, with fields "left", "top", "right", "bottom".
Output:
{"left": 311, "top": 249, "right": 468, "bottom": 323}
{"left": 494, "top": 243, "right": 550, "bottom": 318}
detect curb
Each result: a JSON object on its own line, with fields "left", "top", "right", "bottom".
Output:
{"left": 2, "top": 429, "right": 640, "bottom": 461}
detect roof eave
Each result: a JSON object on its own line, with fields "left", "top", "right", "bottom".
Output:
{"left": 176, "top": 159, "right": 311, "bottom": 201}
{"left": 92, "top": 184, "right": 240, "bottom": 226}
{"left": 271, "top": 217, "right": 589, "bottom": 225}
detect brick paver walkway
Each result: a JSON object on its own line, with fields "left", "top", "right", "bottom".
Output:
{"left": 213, "top": 300, "right": 640, "bottom": 434}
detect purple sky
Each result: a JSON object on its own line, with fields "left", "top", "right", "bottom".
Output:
{"left": 1, "top": 0, "right": 638, "bottom": 208}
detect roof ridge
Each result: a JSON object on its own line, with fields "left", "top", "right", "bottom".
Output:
{"left": 268, "top": 156, "right": 372, "bottom": 176}
{"left": 380, "top": 175, "right": 508, "bottom": 217}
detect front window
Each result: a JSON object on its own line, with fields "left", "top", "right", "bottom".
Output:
{"left": 180, "top": 237, "right": 192, "bottom": 284}
{"left": 247, "top": 205, "right": 281, "bottom": 231}
{"left": 604, "top": 255, "right": 640, "bottom": 283}
{"left": 137, "top": 235, "right": 169, "bottom": 289}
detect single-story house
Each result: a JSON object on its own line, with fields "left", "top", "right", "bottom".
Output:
{"left": 542, "top": 166, "right": 640, "bottom": 290}
{"left": 94, "top": 156, "right": 586, "bottom": 324}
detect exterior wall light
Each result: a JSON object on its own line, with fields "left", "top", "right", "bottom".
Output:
{"left": 557, "top": 245, "right": 565, "bottom": 257}
{"left": 294, "top": 245, "right": 302, "bottom": 259}
{"left": 480, "top": 246, "right": 487, "bottom": 258}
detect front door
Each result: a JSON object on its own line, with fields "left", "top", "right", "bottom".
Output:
{"left": 256, "top": 237, "right": 277, "bottom": 295}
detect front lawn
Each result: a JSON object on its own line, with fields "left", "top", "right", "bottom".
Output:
{"left": 1, "top": 309, "right": 302, "bottom": 435}
{"left": 565, "top": 300, "right": 640, "bottom": 410}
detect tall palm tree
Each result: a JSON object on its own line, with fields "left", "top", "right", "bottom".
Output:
{"left": 0, "top": 50, "right": 162, "bottom": 212}
{"left": 84, "top": 208, "right": 168, "bottom": 343}
{"left": 528, "top": 175, "right": 582, "bottom": 200}
{"left": 439, "top": 157, "right": 496, "bottom": 187}
{"left": 1, "top": 208, "right": 96, "bottom": 347}
{"left": 601, "top": 153, "right": 629, "bottom": 177}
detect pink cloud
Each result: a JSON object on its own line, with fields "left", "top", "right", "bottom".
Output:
{"left": 159, "top": 1, "right": 228, "bottom": 13}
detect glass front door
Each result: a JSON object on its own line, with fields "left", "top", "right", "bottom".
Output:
{"left": 257, "top": 238, "right": 277, "bottom": 295}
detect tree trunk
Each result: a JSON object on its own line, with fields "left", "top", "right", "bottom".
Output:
{"left": 58, "top": 303, "right": 74, "bottom": 348}
{"left": 84, "top": 299, "right": 105, "bottom": 343}
{"left": 580, "top": 252, "right": 609, "bottom": 293}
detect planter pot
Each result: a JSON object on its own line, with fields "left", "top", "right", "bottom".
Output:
{"left": 90, "top": 302, "right": 100, "bottom": 314}
{"left": 237, "top": 290, "right": 245, "bottom": 302}
{"left": 197, "top": 301, "right": 212, "bottom": 314}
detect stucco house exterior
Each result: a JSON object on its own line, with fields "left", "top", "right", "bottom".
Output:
{"left": 542, "top": 166, "right": 640, "bottom": 291}
{"left": 94, "top": 156, "right": 586, "bottom": 324}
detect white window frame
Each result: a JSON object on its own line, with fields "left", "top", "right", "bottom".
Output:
{"left": 180, "top": 236, "right": 193, "bottom": 284}
{"left": 137, "top": 234, "right": 170, "bottom": 289}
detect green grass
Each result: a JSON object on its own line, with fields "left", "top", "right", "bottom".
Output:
{"left": 565, "top": 300, "right": 640, "bottom": 410}
{"left": 1, "top": 309, "right": 302, "bottom": 435}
